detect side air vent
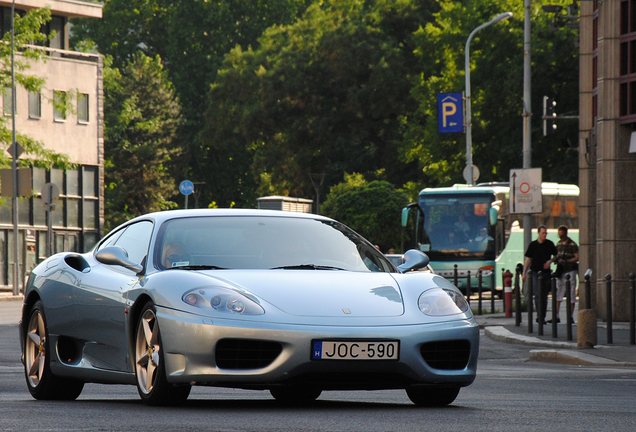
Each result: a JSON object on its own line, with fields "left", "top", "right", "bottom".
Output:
{"left": 215, "top": 339, "right": 282, "bottom": 370}
{"left": 420, "top": 340, "right": 471, "bottom": 370}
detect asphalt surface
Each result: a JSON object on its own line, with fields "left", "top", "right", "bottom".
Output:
{"left": 2, "top": 292, "right": 635, "bottom": 367}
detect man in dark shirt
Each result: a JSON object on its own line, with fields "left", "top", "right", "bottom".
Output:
{"left": 522, "top": 225, "right": 557, "bottom": 324}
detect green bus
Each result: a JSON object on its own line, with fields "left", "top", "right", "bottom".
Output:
{"left": 401, "top": 182, "right": 579, "bottom": 296}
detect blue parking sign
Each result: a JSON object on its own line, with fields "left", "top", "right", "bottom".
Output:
{"left": 438, "top": 93, "right": 464, "bottom": 133}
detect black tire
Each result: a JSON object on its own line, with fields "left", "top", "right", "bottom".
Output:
{"left": 24, "top": 300, "right": 84, "bottom": 400}
{"left": 134, "top": 301, "right": 191, "bottom": 406}
{"left": 406, "top": 386, "right": 460, "bottom": 407}
{"left": 270, "top": 387, "right": 322, "bottom": 405}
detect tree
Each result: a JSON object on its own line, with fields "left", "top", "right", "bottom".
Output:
{"left": 322, "top": 173, "right": 408, "bottom": 252}
{"left": 202, "top": 0, "right": 436, "bottom": 207}
{"left": 0, "top": 8, "right": 72, "bottom": 169}
{"left": 400, "top": 0, "right": 579, "bottom": 186}
{"left": 71, "top": 0, "right": 310, "bottom": 206}
{"left": 103, "top": 52, "right": 182, "bottom": 230}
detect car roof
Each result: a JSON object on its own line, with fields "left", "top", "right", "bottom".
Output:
{"left": 126, "top": 208, "right": 333, "bottom": 226}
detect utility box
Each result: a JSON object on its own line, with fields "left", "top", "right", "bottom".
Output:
{"left": 257, "top": 196, "right": 313, "bottom": 213}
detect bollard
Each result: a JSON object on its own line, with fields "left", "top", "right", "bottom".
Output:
{"left": 565, "top": 273, "right": 572, "bottom": 341}
{"left": 606, "top": 274, "right": 613, "bottom": 344}
{"left": 466, "top": 270, "right": 471, "bottom": 305}
{"left": 527, "top": 271, "right": 534, "bottom": 334}
{"left": 490, "top": 271, "right": 495, "bottom": 314}
{"left": 584, "top": 270, "right": 592, "bottom": 310}
{"left": 515, "top": 264, "right": 522, "bottom": 326}
{"left": 503, "top": 269, "right": 513, "bottom": 318}
{"left": 477, "top": 270, "right": 483, "bottom": 315}
{"left": 630, "top": 273, "right": 635, "bottom": 346}
{"left": 537, "top": 271, "right": 544, "bottom": 336}
{"left": 551, "top": 276, "right": 558, "bottom": 338}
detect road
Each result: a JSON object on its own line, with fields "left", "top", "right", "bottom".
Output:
{"left": 2, "top": 320, "right": 636, "bottom": 431}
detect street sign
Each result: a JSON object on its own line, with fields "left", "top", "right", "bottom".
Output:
{"left": 179, "top": 180, "right": 194, "bottom": 196}
{"left": 41, "top": 183, "right": 60, "bottom": 207}
{"left": 509, "top": 168, "right": 542, "bottom": 214}
{"left": 0, "top": 168, "right": 32, "bottom": 197}
{"left": 438, "top": 92, "right": 464, "bottom": 133}
{"left": 463, "top": 164, "right": 480, "bottom": 183}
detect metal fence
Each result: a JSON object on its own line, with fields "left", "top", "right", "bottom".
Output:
{"left": 509, "top": 266, "right": 636, "bottom": 345}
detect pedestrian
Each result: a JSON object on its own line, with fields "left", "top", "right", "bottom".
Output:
{"left": 551, "top": 225, "right": 579, "bottom": 323}
{"left": 522, "top": 225, "right": 557, "bottom": 324}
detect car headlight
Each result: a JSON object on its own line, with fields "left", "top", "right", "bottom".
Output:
{"left": 182, "top": 287, "right": 265, "bottom": 315}
{"left": 418, "top": 288, "right": 469, "bottom": 316}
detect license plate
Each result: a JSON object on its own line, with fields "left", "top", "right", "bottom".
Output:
{"left": 312, "top": 340, "right": 399, "bottom": 360}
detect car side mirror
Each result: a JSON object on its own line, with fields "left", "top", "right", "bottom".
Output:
{"left": 397, "top": 249, "right": 430, "bottom": 273}
{"left": 95, "top": 246, "right": 144, "bottom": 275}
{"left": 489, "top": 207, "right": 498, "bottom": 226}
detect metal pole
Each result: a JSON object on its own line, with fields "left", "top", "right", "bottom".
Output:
{"left": 522, "top": 0, "right": 533, "bottom": 259}
{"left": 565, "top": 273, "right": 572, "bottom": 341}
{"left": 585, "top": 271, "right": 592, "bottom": 309}
{"left": 515, "top": 263, "right": 522, "bottom": 326}
{"left": 551, "top": 276, "right": 558, "bottom": 338}
{"left": 605, "top": 274, "right": 613, "bottom": 344}
{"left": 466, "top": 270, "right": 471, "bottom": 305}
{"left": 477, "top": 269, "right": 483, "bottom": 315}
{"left": 491, "top": 271, "right": 495, "bottom": 313}
{"left": 465, "top": 12, "right": 513, "bottom": 186}
{"left": 11, "top": 0, "right": 19, "bottom": 296}
{"left": 528, "top": 271, "right": 534, "bottom": 334}
{"left": 538, "top": 271, "right": 544, "bottom": 336}
{"left": 629, "top": 273, "right": 635, "bottom": 346}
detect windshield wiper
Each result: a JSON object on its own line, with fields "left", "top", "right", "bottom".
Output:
{"left": 166, "top": 265, "right": 227, "bottom": 270}
{"left": 270, "top": 264, "right": 345, "bottom": 271}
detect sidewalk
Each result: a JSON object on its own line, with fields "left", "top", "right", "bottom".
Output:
{"left": 475, "top": 309, "right": 636, "bottom": 367}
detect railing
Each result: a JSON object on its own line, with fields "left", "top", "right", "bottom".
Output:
{"left": 512, "top": 267, "right": 636, "bottom": 345}
{"left": 452, "top": 265, "right": 497, "bottom": 314}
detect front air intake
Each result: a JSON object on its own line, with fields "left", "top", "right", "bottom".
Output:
{"left": 420, "top": 340, "right": 471, "bottom": 370}
{"left": 215, "top": 339, "right": 282, "bottom": 370}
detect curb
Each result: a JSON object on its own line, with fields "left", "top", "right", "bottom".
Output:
{"left": 484, "top": 326, "right": 579, "bottom": 349}
{"left": 0, "top": 294, "right": 23, "bottom": 302}
{"left": 484, "top": 325, "right": 636, "bottom": 367}
{"left": 528, "top": 349, "right": 636, "bottom": 367}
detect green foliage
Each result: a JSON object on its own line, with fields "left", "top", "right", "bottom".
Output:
{"left": 202, "top": 0, "right": 434, "bottom": 207}
{"left": 322, "top": 174, "right": 408, "bottom": 252}
{"left": 71, "top": 0, "right": 309, "bottom": 207}
{"left": 103, "top": 52, "right": 182, "bottom": 230}
{"left": 401, "top": 0, "right": 579, "bottom": 186}
{"left": 0, "top": 8, "right": 73, "bottom": 170}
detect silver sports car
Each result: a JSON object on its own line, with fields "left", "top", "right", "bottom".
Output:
{"left": 20, "top": 209, "right": 479, "bottom": 406}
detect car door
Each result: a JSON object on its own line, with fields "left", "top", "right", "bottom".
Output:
{"left": 73, "top": 221, "right": 154, "bottom": 372}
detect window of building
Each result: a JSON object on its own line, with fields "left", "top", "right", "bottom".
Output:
{"left": 3, "top": 87, "right": 13, "bottom": 116}
{"left": 620, "top": 0, "right": 636, "bottom": 123}
{"left": 29, "top": 91, "right": 41, "bottom": 119}
{"left": 53, "top": 90, "right": 66, "bottom": 121}
{"left": 77, "top": 93, "right": 89, "bottom": 123}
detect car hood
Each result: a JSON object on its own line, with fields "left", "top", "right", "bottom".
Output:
{"left": 202, "top": 270, "right": 404, "bottom": 317}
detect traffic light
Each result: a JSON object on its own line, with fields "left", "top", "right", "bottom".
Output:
{"left": 543, "top": 96, "right": 557, "bottom": 136}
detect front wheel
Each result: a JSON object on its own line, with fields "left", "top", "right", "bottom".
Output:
{"left": 406, "top": 386, "right": 460, "bottom": 407}
{"left": 134, "top": 302, "right": 191, "bottom": 406}
{"left": 24, "top": 300, "right": 84, "bottom": 400}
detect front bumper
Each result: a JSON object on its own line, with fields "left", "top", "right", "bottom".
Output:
{"left": 156, "top": 307, "right": 479, "bottom": 390}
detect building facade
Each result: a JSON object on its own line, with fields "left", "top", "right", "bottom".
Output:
{"left": 0, "top": 0, "right": 103, "bottom": 290}
{"left": 579, "top": 0, "right": 636, "bottom": 320}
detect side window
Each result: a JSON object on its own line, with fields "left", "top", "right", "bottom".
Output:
{"left": 114, "top": 221, "right": 154, "bottom": 265}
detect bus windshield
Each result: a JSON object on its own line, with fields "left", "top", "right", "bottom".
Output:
{"left": 417, "top": 193, "right": 494, "bottom": 261}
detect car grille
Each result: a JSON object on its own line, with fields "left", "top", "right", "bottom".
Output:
{"left": 215, "top": 339, "right": 283, "bottom": 370}
{"left": 420, "top": 340, "right": 471, "bottom": 370}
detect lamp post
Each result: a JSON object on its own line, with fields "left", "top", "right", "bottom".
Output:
{"left": 465, "top": 12, "right": 513, "bottom": 186}
{"left": 11, "top": 0, "right": 19, "bottom": 296}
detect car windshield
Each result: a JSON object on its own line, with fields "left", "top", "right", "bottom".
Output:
{"left": 155, "top": 216, "right": 394, "bottom": 272}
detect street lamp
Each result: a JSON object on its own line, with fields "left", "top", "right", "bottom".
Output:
{"left": 465, "top": 12, "right": 513, "bottom": 186}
